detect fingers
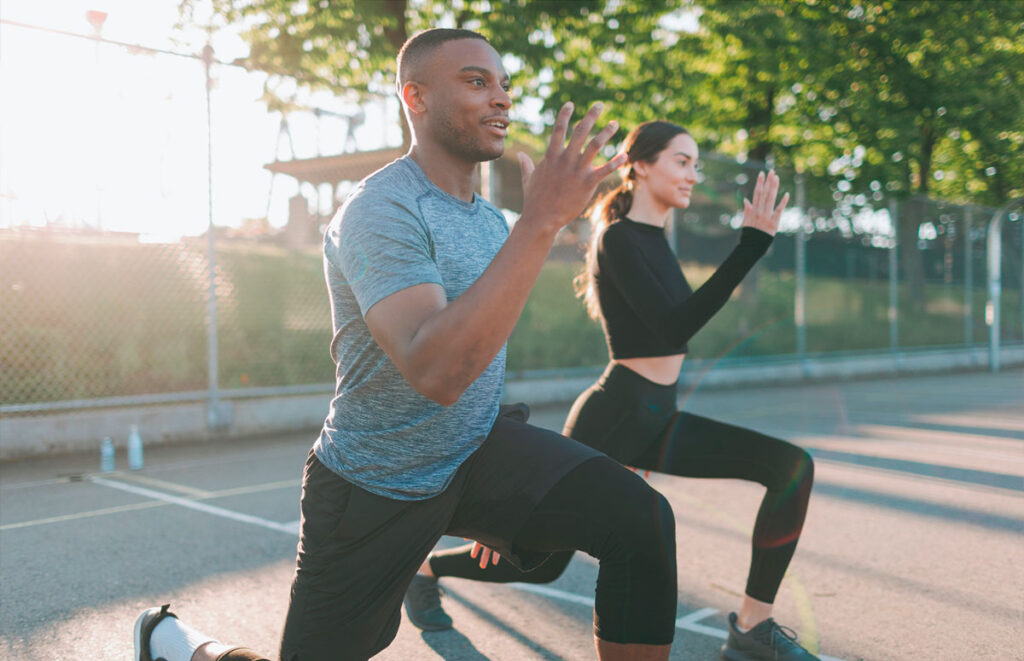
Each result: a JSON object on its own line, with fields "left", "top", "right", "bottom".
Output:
{"left": 492, "top": 551, "right": 501, "bottom": 566}
{"left": 478, "top": 547, "right": 491, "bottom": 569}
{"left": 752, "top": 171, "right": 766, "bottom": 211}
{"left": 581, "top": 119, "right": 619, "bottom": 165}
{"left": 518, "top": 152, "right": 535, "bottom": 189}
{"left": 546, "top": 102, "right": 574, "bottom": 158}
{"left": 566, "top": 102, "right": 604, "bottom": 155}
{"left": 592, "top": 152, "right": 628, "bottom": 179}
{"left": 771, "top": 192, "right": 790, "bottom": 224}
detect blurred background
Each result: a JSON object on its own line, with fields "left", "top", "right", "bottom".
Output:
{"left": 2, "top": 0, "right": 1022, "bottom": 455}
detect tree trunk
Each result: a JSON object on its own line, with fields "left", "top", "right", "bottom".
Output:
{"left": 900, "top": 125, "right": 937, "bottom": 311}
{"left": 381, "top": 0, "right": 411, "bottom": 149}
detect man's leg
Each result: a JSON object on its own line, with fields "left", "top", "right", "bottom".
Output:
{"left": 279, "top": 450, "right": 455, "bottom": 661}
{"left": 512, "top": 457, "right": 676, "bottom": 659}
{"left": 448, "top": 417, "right": 676, "bottom": 661}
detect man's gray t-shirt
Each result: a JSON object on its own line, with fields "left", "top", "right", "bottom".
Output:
{"left": 313, "top": 156, "right": 509, "bottom": 501}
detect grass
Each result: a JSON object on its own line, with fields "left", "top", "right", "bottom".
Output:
{"left": 2, "top": 236, "right": 1019, "bottom": 405}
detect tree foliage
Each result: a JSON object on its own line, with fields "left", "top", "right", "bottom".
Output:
{"left": 186, "top": 0, "right": 1024, "bottom": 210}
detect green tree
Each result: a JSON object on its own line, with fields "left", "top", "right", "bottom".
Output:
{"left": 785, "top": 1, "right": 1024, "bottom": 301}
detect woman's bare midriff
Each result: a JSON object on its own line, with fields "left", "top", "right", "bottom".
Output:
{"left": 614, "top": 354, "right": 686, "bottom": 386}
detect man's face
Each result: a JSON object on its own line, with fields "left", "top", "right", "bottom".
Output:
{"left": 419, "top": 39, "right": 511, "bottom": 163}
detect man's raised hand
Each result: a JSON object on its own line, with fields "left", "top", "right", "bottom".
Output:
{"left": 518, "top": 102, "right": 626, "bottom": 234}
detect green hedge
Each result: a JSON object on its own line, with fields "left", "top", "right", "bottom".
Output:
{"left": 1, "top": 237, "right": 1018, "bottom": 405}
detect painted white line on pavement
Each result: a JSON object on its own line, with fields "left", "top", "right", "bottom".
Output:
{"left": 0, "top": 500, "right": 167, "bottom": 531}
{"left": 675, "top": 607, "right": 725, "bottom": 638}
{"left": 509, "top": 582, "right": 596, "bottom": 607}
{"left": 87, "top": 477, "right": 845, "bottom": 659}
{"left": 92, "top": 477, "right": 297, "bottom": 536}
{"left": 115, "top": 472, "right": 214, "bottom": 498}
{"left": 508, "top": 584, "right": 845, "bottom": 661}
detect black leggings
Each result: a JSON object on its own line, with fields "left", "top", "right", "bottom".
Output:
{"left": 432, "top": 362, "right": 814, "bottom": 604}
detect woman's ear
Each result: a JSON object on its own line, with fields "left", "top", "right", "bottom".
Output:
{"left": 632, "top": 161, "right": 648, "bottom": 179}
{"left": 401, "top": 81, "right": 427, "bottom": 116}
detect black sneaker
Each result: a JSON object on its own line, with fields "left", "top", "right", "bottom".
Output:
{"left": 403, "top": 574, "right": 453, "bottom": 631}
{"left": 721, "top": 612, "right": 820, "bottom": 661}
{"left": 134, "top": 604, "right": 176, "bottom": 661}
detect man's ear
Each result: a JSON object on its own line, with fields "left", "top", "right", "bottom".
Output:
{"left": 401, "top": 81, "right": 427, "bottom": 116}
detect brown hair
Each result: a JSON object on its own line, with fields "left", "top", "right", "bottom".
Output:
{"left": 574, "top": 120, "right": 690, "bottom": 319}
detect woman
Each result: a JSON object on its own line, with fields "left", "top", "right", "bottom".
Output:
{"left": 405, "top": 121, "right": 819, "bottom": 661}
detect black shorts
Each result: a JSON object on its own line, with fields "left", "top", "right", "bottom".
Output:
{"left": 279, "top": 405, "right": 603, "bottom": 661}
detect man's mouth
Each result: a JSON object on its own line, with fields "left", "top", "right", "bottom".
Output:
{"left": 483, "top": 117, "right": 509, "bottom": 137}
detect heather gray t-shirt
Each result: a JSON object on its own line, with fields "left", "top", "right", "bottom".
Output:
{"left": 313, "top": 156, "right": 509, "bottom": 500}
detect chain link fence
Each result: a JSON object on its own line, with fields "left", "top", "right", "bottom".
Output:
{"left": 2, "top": 21, "right": 1022, "bottom": 420}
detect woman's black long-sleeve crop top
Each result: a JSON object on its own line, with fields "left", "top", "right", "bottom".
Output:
{"left": 594, "top": 218, "right": 773, "bottom": 358}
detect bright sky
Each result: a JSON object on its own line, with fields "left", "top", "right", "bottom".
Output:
{"left": 0, "top": 0, "right": 402, "bottom": 241}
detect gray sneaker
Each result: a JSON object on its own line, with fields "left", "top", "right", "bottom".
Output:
{"left": 721, "top": 612, "right": 820, "bottom": 661}
{"left": 403, "top": 574, "right": 453, "bottom": 632}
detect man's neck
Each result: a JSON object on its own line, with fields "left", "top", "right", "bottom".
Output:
{"left": 408, "top": 142, "right": 479, "bottom": 202}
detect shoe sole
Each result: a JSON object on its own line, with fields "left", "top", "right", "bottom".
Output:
{"left": 134, "top": 606, "right": 170, "bottom": 661}
{"left": 134, "top": 607, "right": 154, "bottom": 661}
{"left": 721, "top": 646, "right": 757, "bottom": 661}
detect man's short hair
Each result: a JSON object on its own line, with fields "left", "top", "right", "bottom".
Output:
{"left": 396, "top": 28, "right": 490, "bottom": 89}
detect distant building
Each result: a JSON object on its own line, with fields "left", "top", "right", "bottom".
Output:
{"left": 264, "top": 144, "right": 536, "bottom": 246}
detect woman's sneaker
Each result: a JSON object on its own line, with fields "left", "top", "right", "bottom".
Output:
{"left": 403, "top": 574, "right": 453, "bottom": 631}
{"left": 721, "top": 612, "right": 820, "bottom": 660}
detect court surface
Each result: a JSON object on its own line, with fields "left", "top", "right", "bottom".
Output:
{"left": 2, "top": 369, "right": 1022, "bottom": 660}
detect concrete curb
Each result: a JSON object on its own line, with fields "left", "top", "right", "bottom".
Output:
{"left": 2, "top": 345, "right": 1021, "bottom": 460}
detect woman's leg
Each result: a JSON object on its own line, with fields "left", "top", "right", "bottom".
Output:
{"left": 629, "top": 411, "right": 814, "bottom": 606}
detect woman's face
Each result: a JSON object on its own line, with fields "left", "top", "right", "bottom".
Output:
{"left": 635, "top": 132, "right": 700, "bottom": 210}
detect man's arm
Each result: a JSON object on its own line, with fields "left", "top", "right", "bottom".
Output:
{"left": 365, "top": 103, "right": 624, "bottom": 406}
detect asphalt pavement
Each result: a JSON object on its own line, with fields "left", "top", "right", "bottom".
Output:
{"left": 2, "top": 369, "right": 1022, "bottom": 660}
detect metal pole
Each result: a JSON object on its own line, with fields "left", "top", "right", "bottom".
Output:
{"left": 986, "top": 197, "right": 1024, "bottom": 372}
{"left": 987, "top": 211, "right": 1002, "bottom": 372}
{"left": 888, "top": 198, "right": 899, "bottom": 352}
{"left": 964, "top": 206, "right": 973, "bottom": 345}
{"left": 795, "top": 174, "right": 807, "bottom": 357}
{"left": 202, "top": 44, "right": 226, "bottom": 429}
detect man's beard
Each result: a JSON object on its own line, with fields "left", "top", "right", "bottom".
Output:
{"left": 435, "top": 112, "right": 504, "bottom": 163}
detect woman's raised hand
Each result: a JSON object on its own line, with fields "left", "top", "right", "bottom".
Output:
{"left": 742, "top": 170, "right": 789, "bottom": 237}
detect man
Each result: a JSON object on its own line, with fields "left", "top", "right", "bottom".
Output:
{"left": 134, "top": 28, "right": 677, "bottom": 661}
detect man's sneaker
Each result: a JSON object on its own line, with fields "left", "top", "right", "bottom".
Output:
{"left": 403, "top": 574, "right": 453, "bottom": 631}
{"left": 721, "top": 612, "right": 820, "bottom": 661}
{"left": 134, "top": 604, "right": 176, "bottom": 661}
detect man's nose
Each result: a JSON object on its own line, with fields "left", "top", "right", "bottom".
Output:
{"left": 493, "top": 87, "right": 511, "bottom": 109}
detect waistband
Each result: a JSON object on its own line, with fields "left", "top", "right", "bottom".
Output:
{"left": 598, "top": 362, "right": 677, "bottom": 400}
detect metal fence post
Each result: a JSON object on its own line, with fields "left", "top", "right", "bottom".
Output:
{"left": 964, "top": 205, "right": 973, "bottom": 345}
{"left": 986, "top": 197, "right": 1024, "bottom": 372}
{"left": 795, "top": 174, "right": 807, "bottom": 358}
{"left": 987, "top": 209, "right": 1002, "bottom": 372}
{"left": 203, "top": 44, "right": 229, "bottom": 430}
{"left": 888, "top": 198, "right": 899, "bottom": 352}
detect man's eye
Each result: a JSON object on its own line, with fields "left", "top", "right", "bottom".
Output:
{"left": 471, "top": 79, "right": 485, "bottom": 87}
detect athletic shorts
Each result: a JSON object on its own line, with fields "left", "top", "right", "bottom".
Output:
{"left": 279, "top": 404, "right": 603, "bottom": 661}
